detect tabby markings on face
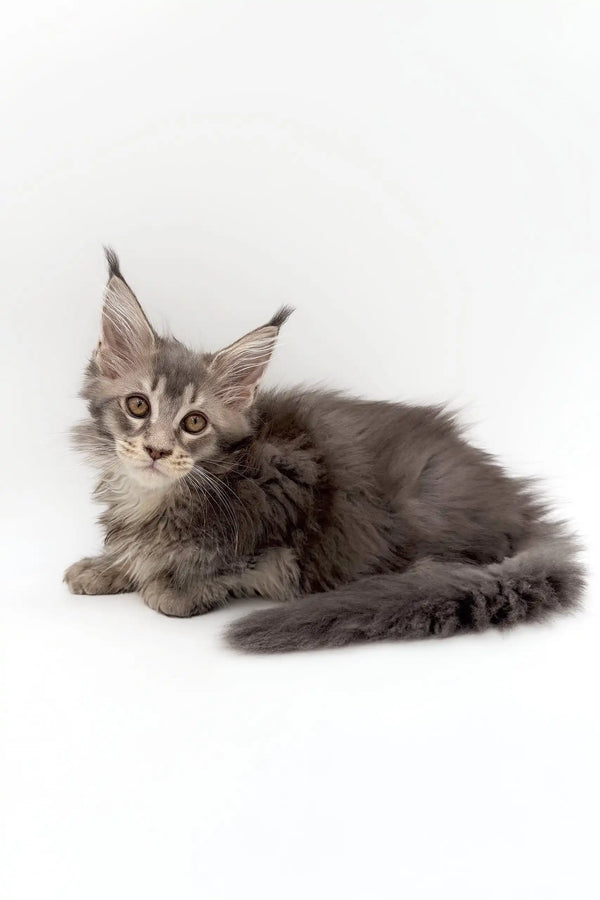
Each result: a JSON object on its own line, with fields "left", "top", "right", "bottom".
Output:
{"left": 111, "top": 377, "right": 213, "bottom": 489}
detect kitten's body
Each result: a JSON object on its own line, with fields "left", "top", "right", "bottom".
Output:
{"left": 65, "top": 252, "right": 584, "bottom": 651}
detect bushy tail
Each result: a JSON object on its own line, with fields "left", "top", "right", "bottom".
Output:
{"left": 226, "top": 534, "right": 585, "bottom": 653}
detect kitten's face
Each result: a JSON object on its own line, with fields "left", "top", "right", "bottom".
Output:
{"left": 96, "top": 351, "right": 220, "bottom": 489}
{"left": 79, "top": 251, "right": 290, "bottom": 490}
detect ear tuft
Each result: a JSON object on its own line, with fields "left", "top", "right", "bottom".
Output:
{"left": 103, "top": 246, "right": 123, "bottom": 281}
{"left": 267, "top": 305, "right": 294, "bottom": 329}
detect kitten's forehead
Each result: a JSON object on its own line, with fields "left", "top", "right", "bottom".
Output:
{"left": 151, "top": 338, "right": 209, "bottom": 401}
{"left": 147, "top": 376, "right": 198, "bottom": 422}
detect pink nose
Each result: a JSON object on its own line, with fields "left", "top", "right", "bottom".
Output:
{"left": 144, "top": 446, "right": 172, "bottom": 461}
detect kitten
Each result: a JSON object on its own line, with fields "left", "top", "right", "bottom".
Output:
{"left": 65, "top": 250, "right": 584, "bottom": 652}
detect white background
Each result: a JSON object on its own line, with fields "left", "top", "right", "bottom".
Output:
{"left": 1, "top": 2, "right": 598, "bottom": 898}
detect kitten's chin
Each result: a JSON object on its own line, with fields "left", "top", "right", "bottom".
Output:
{"left": 125, "top": 463, "right": 178, "bottom": 490}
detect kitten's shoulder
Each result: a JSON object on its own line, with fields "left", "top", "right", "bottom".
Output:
{"left": 254, "top": 387, "right": 350, "bottom": 436}
{"left": 255, "top": 387, "right": 456, "bottom": 433}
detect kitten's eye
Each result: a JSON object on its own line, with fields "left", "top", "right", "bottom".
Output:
{"left": 182, "top": 412, "right": 207, "bottom": 434}
{"left": 125, "top": 395, "right": 150, "bottom": 418}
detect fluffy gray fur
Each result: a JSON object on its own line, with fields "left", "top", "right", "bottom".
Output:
{"left": 65, "top": 250, "right": 585, "bottom": 652}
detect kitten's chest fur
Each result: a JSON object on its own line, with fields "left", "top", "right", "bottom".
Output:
{"left": 100, "top": 473, "right": 219, "bottom": 585}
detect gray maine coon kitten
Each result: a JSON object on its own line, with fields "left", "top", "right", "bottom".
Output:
{"left": 64, "top": 250, "right": 584, "bottom": 652}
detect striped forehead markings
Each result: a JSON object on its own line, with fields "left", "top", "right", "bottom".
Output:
{"left": 149, "top": 376, "right": 167, "bottom": 423}
{"left": 174, "top": 384, "right": 208, "bottom": 425}
{"left": 182, "top": 383, "right": 196, "bottom": 407}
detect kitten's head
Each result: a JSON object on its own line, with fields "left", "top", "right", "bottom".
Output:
{"left": 78, "top": 249, "right": 291, "bottom": 489}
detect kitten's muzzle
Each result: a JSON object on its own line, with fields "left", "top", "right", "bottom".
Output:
{"left": 144, "top": 445, "right": 173, "bottom": 461}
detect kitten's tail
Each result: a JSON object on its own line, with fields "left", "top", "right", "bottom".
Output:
{"left": 226, "top": 533, "right": 585, "bottom": 653}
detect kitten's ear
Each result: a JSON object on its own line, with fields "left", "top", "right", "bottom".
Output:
{"left": 97, "top": 248, "right": 156, "bottom": 378}
{"left": 209, "top": 306, "right": 293, "bottom": 410}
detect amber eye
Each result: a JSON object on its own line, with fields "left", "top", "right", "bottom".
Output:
{"left": 125, "top": 395, "right": 150, "bottom": 418}
{"left": 182, "top": 412, "right": 207, "bottom": 434}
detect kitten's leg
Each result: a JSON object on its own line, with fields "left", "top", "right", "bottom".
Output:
{"left": 64, "top": 556, "right": 134, "bottom": 595}
{"left": 221, "top": 548, "right": 300, "bottom": 602}
{"left": 141, "top": 549, "right": 300, "bottom": 618}
{"left": 141, "top": 576, "right": 229, "bottom": 617}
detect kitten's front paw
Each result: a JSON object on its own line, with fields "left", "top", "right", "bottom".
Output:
{"left": 64, "top": 557, "right": 132, "bottom": 595}
{"left": 142, "top": 579, "right": 229, "bottom": 617}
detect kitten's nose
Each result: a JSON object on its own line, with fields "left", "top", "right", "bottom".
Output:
{"left": 144, "top": 445, "right": 173, "bottom": 461}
